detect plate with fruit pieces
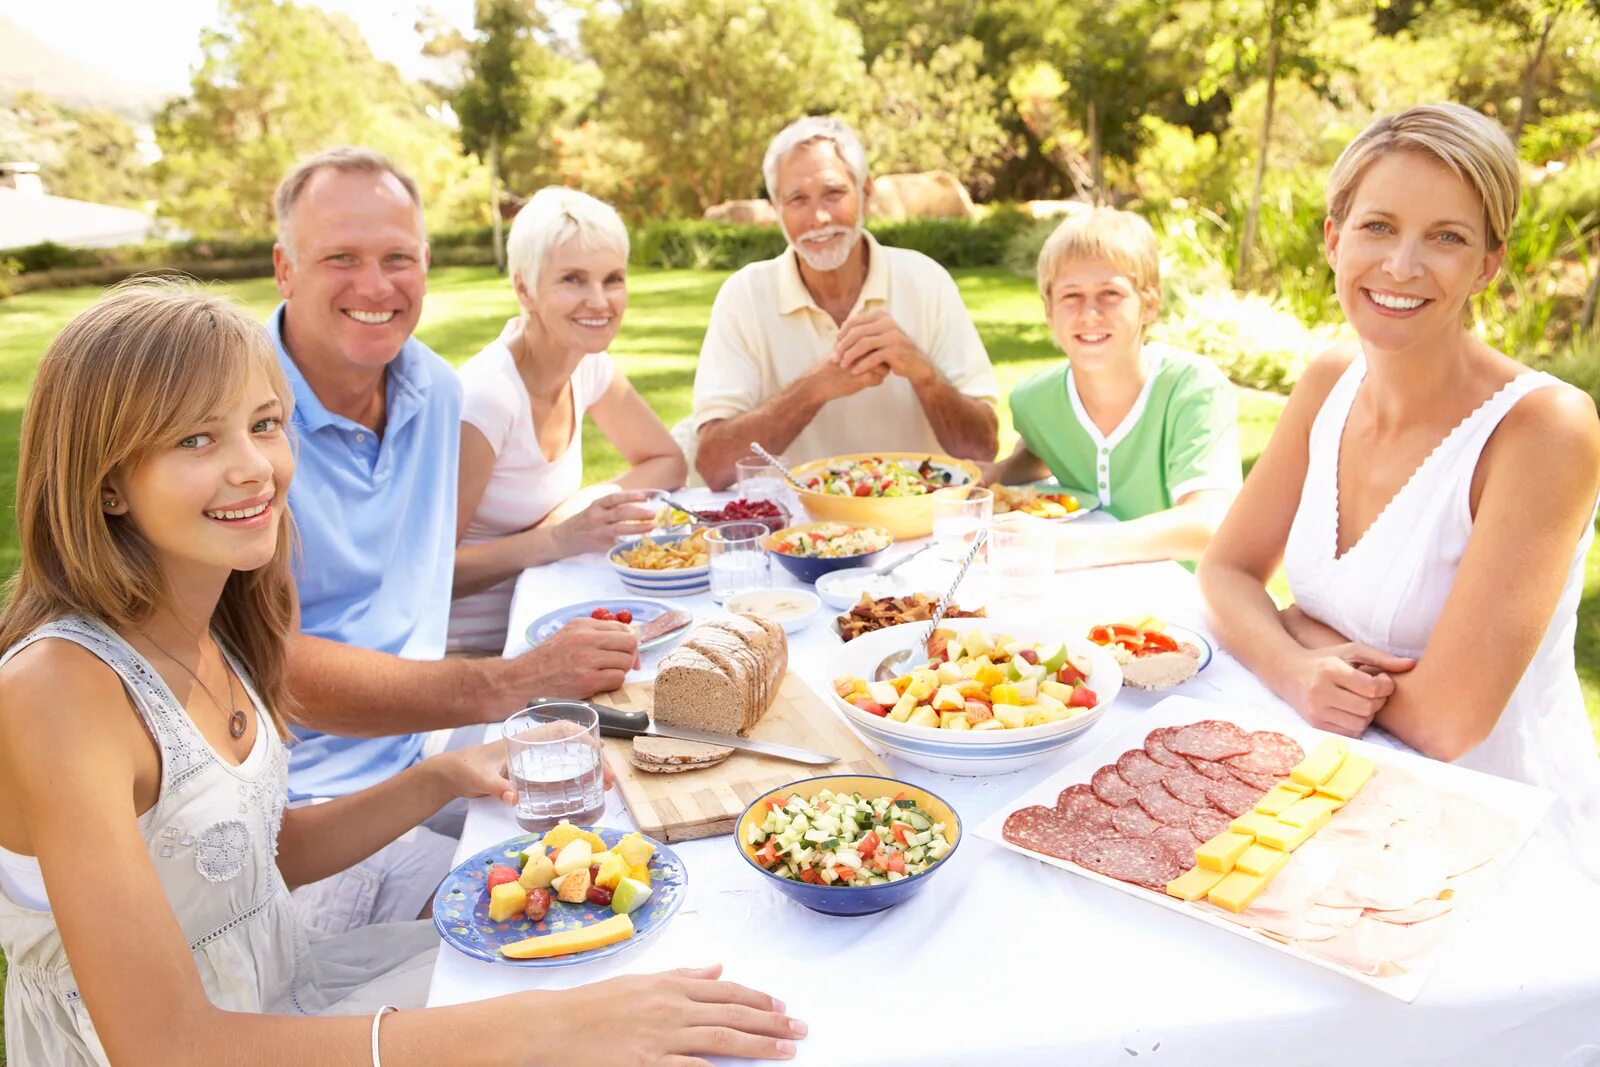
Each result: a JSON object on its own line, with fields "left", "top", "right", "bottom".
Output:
{"left": 525, "top": 598, "right": 693, "bottom": 653}
{"left": 432, "top": 824, "right": 688, "bottom": 968}
{"left": 998, "top": 482, "right": 1098, "bottom": 523}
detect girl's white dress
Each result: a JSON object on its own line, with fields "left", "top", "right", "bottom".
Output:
{"left": 0, "top": 617, "right": 440, "bottom": 1065}
{"left": 1284, "top": 358, "right": 1600, "bottom": 877}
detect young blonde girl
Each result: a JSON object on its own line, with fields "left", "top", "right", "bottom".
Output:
{"left": 0, "top": 282, "right": 804, "bottom": 1065}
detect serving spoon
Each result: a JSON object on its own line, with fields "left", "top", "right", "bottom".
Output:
{"left": 874, "top": 529, "right": 987, "bottom": 682}
{"left": 748, "top": 442, "right": 809, "bottom": 492}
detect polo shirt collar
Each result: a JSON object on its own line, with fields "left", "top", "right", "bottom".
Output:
{"left": 776, "top": 231, "right": 889, "bottom": 317}
{"left": 267, "top": 302, "right": 427, "bottom": 437}
{"left": 1065, "top": 342, "right": 1166, "bottom": 452}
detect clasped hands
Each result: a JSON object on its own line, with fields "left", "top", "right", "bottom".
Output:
{"left": 808, "top": 308, "right": 931, "bottom": 400}
{"left": 1280, "top": 605, "right": 1417, "bottom": 738}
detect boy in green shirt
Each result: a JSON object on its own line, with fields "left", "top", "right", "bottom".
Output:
{"left": 984, "top": 208, "right": 1242, "bottom": 567}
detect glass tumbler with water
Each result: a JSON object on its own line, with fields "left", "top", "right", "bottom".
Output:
{"left": 504, "top": 703, "right": 606, "bottom": 831}
{"left": 988, "top": 512, "right": 1057, "bottom": 610}
{"left": 736, "top": 454, "right": 791, "bottom": 508}
{"left": 706, "top": 521, "right": 773, "bottom": 602}
{"left": 931, "top": 485, "right": 993, "bottom": 561}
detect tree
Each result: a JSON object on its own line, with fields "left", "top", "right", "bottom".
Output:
{"left": 154, "top": 0, "right": 485, "bottom": 237}
{"left": 582, "top": 0, "right": 864, "bottom": 215}
{"left": 448, "top": 0, "right": 554, "bottom": 271}
{"left": 0, "top": 93, "right": 153, "bottom": 208}
{"left": 845, "top": 36, "right": 1009, "bottom": 196}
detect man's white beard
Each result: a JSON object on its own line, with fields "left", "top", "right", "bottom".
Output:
{"left": 789, "top": 221, "right": 862, "bottom": 272}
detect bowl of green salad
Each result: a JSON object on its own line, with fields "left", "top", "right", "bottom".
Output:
{"left": 736, "top": 775, "right": 961, "bottom": 916}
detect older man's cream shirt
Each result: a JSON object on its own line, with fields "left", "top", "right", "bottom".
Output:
{"left": 691, "top": 233, "right": 999, "bottom": 464}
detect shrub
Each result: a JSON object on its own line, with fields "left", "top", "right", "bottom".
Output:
{"left": 1151, "top": 286, "right": 1341, "bottom": 395}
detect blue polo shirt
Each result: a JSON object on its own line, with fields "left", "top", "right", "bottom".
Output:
{"left": 268, "top": 305, "right": 462, "bottom": 801}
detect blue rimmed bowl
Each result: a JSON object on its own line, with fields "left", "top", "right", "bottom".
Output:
{"left": 736, "top": 774, "right": 961, "bottom": 916}
{"left": 607, "top": 533, "right": 710, "bottom": 597}
{"left": 765, "top": 521, "right": 893, "bottom": 585}
{"left": 825, "top": 617, "right": 1121, "bottom": 776}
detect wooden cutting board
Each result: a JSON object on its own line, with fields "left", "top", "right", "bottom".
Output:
{"left": 593, "top": 672, "right": 891, "bottom": 842}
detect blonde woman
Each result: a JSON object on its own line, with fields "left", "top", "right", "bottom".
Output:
{"left": 0, "top": 283, "right": 804, "bottom": 1064}
{"left": 450, "top": 187, "right": 688, "bottom": 654}
{"left": 1199, "top": 104, "right": 1600, "bottom": 874}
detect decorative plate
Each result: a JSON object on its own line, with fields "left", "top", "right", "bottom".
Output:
{"left": 525, "top": 597, "right": 692, "bottom": 653}
{"left": 432, "top": 827, "right": 688, "bottom": 967}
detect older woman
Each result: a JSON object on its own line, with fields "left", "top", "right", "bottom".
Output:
{"left": 450, "top": 188, "right": 687, "bottom": 653}
{"left": 1199, "top": 104, "right": 1600, "bottom": 874}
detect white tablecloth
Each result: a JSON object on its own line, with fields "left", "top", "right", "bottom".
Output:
{"left": 427, "top": 503, "right": 1600, "bottom": 1066}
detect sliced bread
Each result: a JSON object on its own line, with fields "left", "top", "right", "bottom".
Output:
{"left": 631, "top": 735, "right": 734, "bottom": 766}
{"left": 653, "top": 645, "right": 744, "bottom": 735}
{"left": 629, "top": 750, "right": 731, "bottom": 774}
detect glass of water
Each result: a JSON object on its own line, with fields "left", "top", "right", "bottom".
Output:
{"left": 736, "top": 454, "right": 791, "bottom": 505}
{"left": 504, "top": 703, "right": 606, "bottom": 832}
{"left": 931, "top": 485, "right": 993, "bottom": 561}
{"left": 706, "top": 521, "right": 772, "bottom": 603}
{"left": 988, "top": 512, "right": 1056, "bottom": 609}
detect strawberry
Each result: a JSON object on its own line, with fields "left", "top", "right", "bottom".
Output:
{"left": 486, "top": 865, "right": 520, "bottom": 891}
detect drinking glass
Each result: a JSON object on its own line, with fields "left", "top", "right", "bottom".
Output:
{"left": 735, "top": 454, "right": 791, "bottom": 506}
{"left": 706, "top": 521, "right": 773, "bottom": 602}
{"left": 504, "top": 703, "right": 606, "bottom": 832}
{"left": 987, "top": 512, "right": 1056, "bottom": 609}
{"left": 930, "top": 486, "right": 993, "bottom": 561}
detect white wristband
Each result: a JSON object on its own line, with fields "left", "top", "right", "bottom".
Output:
{"left": 371, "top": 1004, "right": 398, "bottom": 1067}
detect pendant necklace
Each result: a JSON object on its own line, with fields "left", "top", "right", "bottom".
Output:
{"left": 140, "top": 629, "right": 249, "bottom": 739}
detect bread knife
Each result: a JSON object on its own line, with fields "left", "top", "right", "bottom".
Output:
{"left": 522, "top": 698, "right": 839, "bottom": 766}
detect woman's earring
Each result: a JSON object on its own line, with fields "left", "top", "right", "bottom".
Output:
{"left": 103, "top": 497, "right": 118, "bottom": 510}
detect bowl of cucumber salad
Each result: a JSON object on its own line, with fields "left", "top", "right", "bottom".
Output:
{"left": 736, "top": 775, "right": 961, "bottom": 915}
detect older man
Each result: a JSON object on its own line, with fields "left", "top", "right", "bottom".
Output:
{"left": 269, "top": 149, "right": 636, "bottom": 926}
{"left": 692, "top": 117, "right": 1000, "bottom": 488}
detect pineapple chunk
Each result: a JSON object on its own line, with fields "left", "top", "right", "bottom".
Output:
{"left": 488, "top": 881, "right": 528, "bottom": 922}
{"left": 989, "top": 683, "right": 1021, "bottom": 706}
{"left": 939, "top": 710, "right": 971, "bottom": 729}
{"left": 905, "top": 670, "right": 939, "bottom": 701}
{"left": 614, "top": 833, "right": 655, "bottom": 869}
{"left": 889, "top": 691, "right": 918, "bottom": 722}
{"left": 992, "top": 703, "right": 1027, "bottom": 729}
{"left": 932, "top": 684, "right": 966, "bottom": 711}
{"left": 907, "top": 705, "right": 940, "bottom": 729}
{"left": 626, "top": 863, "right": 651, "bottom": 885}
{"left": 594, "top": 852, "right": 627, "bottom": 890}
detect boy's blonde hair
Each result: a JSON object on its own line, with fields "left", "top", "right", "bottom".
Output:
{"left": 0, "top": 280, "right": 298, "bottom": 736}
{"left": 1325, "top": 103, "right": 1519, "bottom": 252}
{"left": 1036, "top": 207, "right": 1162, "bottom": 309}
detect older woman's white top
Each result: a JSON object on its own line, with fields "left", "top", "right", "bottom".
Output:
{"left": 1284, "top": 356, "right": 1600, "bottom": 877}
{"left": 449, "top": 334, "right": 615, "bottom": 653}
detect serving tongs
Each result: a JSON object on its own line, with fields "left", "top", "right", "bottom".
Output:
{"left": 873, "top": 530, "right": 987, "bottom": 682}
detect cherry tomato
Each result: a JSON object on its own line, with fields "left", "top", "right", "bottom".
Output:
{"left": 614, "top": 609, "right": 633, "bottom": 624}
{"left": 854, "top": 483, "right": 872, "bottom": 497}
{"left": 590, "top": 608, "right": 612, "bottom": 621}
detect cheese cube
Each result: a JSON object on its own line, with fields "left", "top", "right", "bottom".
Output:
{"left": 1233, "top": 843, "right": 1289, "bottom": 878}
{"left": 1255, "top": 814, "right": 1330, "bottom": 852}
{"left": 1207, "top": 869, "right": 1272, "bottom": 913}
{"left": 1254, "top": 784, "right": 1307, "bottom": 817}
{"left": 1165, "top": 866, "right": 1228, "bottom": 901}
{"left": 1227, "top": 811, "right": 1280, "bottom": 840}
{"left": 1278, "top": 794, "right": 1342, "bottom": 828}
{"left": 1318, "top": 753, "right": 1376, "bottom": 802}
{"left": 1195, "top": 831, "right": 1253, "bottom": 872}
{"left": 1290, "top": 738, "right": 1348, "bottom": 787}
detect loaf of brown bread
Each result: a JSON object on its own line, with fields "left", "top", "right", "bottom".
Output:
{"left": 652, "top": 613, "right": 787, "bottom": 737}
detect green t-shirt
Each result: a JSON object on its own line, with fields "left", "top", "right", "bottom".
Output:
{"left": 1009, "top": 343, "right": 1243, "bottom": 525}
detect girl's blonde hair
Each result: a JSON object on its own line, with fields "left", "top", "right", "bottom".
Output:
{"left": 1036, "top": 207, "right": 1163, "bottom": 309}
{"left": 1326, "top": 103, "right": 1520, "bottom": 251}
{"left": 0, "top": 281, "right": 298, "bottom": 734}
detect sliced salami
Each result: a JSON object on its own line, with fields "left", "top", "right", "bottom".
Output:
{"left": 1224, "top": 731, "right": 1305, "bottom": 777}
{"left": 1135, "top": 780, "right": 1194, "bottom": 826}
{"left": 1153, "top": 824, "right": 1202, "bottom": 861}
{"left": 1160, "top": 764, "right": 1214, "bottom": 806}
{"left": 1115, "top": 748, "right": 1167, "bottom": 787}
{"left": 1056, "top": 785, "right": 1118, "bottom": 836}
{"left": 1190, "top": 808, "right": 1233, "bottom": 840}
{"left": 1187, "top": 755, "right": 1236, "bottom": 781}
{"left": 1168, "top": 719, "right": 1254, "bottom": 761}
{"left": 1111, "top": 804, "right": 1161, "bottom": 837}
{"left": 1190, "top": 808, "right": 1233, "bottom": 841}
{"left": 1205, "top": 775, "right": 1266, "bottom": 817}
{"left": 1091, "top": 764, "right": 1139, "bottom": 806}
{"left": 1228, "top": 766, "right": 1279, "bottom": 792}
{"left": 1002, "top": 806, "right": 1077, "bottom": 860}
{"left": 1143, "top": 726, "right": 1189, "bottom": 769}
{"left": 1075, "top": 836, "right": 1189, "bottom": 888}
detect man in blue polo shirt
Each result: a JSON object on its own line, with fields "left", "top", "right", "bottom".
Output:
{"left": 270, "top": 148, "right": 638, "bottom": 929}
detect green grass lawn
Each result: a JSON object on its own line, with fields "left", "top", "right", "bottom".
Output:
{"left": 0, "top": 266, "right": 1597, "bottom": 1056}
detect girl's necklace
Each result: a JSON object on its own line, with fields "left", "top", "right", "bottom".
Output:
{"left": 140, "top": 629, "right": 249, "bottom": 739}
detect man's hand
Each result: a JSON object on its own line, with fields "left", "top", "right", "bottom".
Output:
{"left": 491, "top": 618, "right": 640, "bottom": 712}
{"left": 833, "top": 308, "right": 931, "bottom": 384}
{"left": 801, "top": 354, "right": 889, "bottom": 403}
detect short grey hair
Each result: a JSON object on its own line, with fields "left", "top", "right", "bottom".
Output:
{"left": 273, "top": 146, "right": 424, "bottom": 256}
{"left": 762, "top": 116, "right": 869, "bottom": 201}
{"left": 506, "top": 186, "right": 630, "bottom": 289}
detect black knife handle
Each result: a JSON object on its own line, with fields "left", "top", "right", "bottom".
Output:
{"left": 523, "top": 696, "right": 649, "bottom": 738}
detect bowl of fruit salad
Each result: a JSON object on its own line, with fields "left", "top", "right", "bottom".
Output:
{"left": 787, "top": 452, "right": 981, "bottom": 539}
{"left": 826, "top": 617, "right": 1121, "bottom": 775}
{"left": 765, "top": 520, "right": 893, "bottom": 583}
{"left": 736, "top": 775, "right": 961, "bottom": 916}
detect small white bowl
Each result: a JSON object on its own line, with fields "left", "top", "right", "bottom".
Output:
{"left": 723, "top": 588, "right": 822, "bottom": 633}
{"left": 814, "top": 566, "right": 914, "bottom": 611}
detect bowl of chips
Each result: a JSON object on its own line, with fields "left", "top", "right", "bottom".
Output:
{"left": 607, "top": 530, "right": 711, "bottom": 597}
